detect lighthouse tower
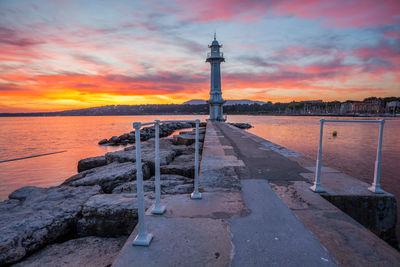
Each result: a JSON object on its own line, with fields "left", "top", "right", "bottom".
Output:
{"left": 206, "top": 33, "right": 226, "bottom": 121}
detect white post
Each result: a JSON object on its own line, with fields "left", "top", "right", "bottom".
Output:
{"left": 132, "top": 122, "right": 153, "bottom": 246}
{"left": 368, "top": 119, "right": 385, "bottom": 194}
{"left": 310, "top": 119, "right": 326, "bottom": 193}
{"left": 191, "top": 119, "right": 202, "bottom": 199}
{"left": 151, "top": 120, "right": 166, "bottom": 214}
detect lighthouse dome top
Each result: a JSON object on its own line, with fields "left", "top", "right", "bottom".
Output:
{"left": 210, "top": 32, "right": 221, "bottom": 47}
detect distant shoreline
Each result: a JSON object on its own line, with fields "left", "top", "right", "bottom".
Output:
{"left": 0, "top": 113, "right": 398, "bottom": 118}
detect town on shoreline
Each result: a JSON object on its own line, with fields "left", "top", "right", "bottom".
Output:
{"left": 1, "top": 97, "right": 399, "bottom": 117}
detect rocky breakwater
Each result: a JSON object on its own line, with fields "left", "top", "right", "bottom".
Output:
{"left": 228, "top": 122, "right": 252, "bottom": 129}
{"left": 98, "top": 121, "right": 206, "bottom": 146}
{"left": 0, "top": 125, "right": 206, "bottom": 266}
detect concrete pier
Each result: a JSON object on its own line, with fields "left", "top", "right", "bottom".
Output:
{"left": 113, "top": 121, "right": 400, "bottom": 266}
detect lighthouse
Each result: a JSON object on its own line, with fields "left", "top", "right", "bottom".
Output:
{"left": 206, "top": 33, "right": 226, "bottom": 121}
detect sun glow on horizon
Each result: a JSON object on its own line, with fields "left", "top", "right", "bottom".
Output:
{"left": 0, "top": 0, "right": 399, "bottom": 112}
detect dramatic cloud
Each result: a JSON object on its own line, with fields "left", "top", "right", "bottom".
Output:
{"left": 0, "top": 0, "right": 399, "bottom": 112}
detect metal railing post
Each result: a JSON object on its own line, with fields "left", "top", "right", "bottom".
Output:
{"left": 132, "top": 122, "right": 153, "bottom": 246}
{"left": 191, "top": 119, "right": 202, "bottom": 199}
{"left": 310, "top": 119, "right": 326, "bottom": 193}
{"left": 151, "top": 120, "right": 166, "bottom": 214}
{"left": 369, "top": 119, "right": 386, "bottom": 194}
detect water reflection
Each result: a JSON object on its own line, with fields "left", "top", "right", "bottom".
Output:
{"left": 0, "top": 115, "right": 207, "bottom": 200}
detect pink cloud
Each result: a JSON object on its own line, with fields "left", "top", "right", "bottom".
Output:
{"left": 172, "top": 0, "right": 400, "bottom": 27}
{"left": 273, "top": 0, "right": 400, "bottom": 28}
{"left": 174, "top": 0, "right": 267, "bottom": 22}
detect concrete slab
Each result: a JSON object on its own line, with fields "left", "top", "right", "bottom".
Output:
{"left": 229, "top": 179, "right": 337, "bottom": 267}
{"left": 199, "top": 122, "right": 243, "bottom": 191}
{"left": 270, "top": 181, "right": 336, "bottom": 211}
{"left": 270, "top": 181, "right": 400, "bottom": 266}
{"left": 300, "top": 172, "right": 394, "bottom": 196}
{"left": 214, "top": 122, "right": 310, "bottom": 181}
{"left": 113, "top": 217, "right": 232, "bottom": 267}
{"left": 146, "top": 192, "right": 249, "bottom": 219}
{"left": 294, "top": 209, "right": 400, "bottom": 266}
{"left": 304, "top": 166, "right": 341, "bottom": 173}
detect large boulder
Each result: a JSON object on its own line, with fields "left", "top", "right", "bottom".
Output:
{"left": 105, "top": 139, "right": 178, "bottom": 168}
{"left": 77, "top": 156, "right": 107, "bottom": 172}
{"left": 13, "top": 236, "right": 126, "bottom": 267}
{"left": 112, "top": 180, "right": 155, "bottom": 194}
{"left": 63, "top": 162, "right": 151, "bottom": 193}
{"left": 160, "top": 154, "right": 195, "bottom": 178}
{"left": 0, "top": 185, "right": 101, "bottom": 266}
{"left": 77, "top": 194, "right": 152, "bottom": 237}
{"left": 172, "top": 134, "right": 196, "bottom": 146}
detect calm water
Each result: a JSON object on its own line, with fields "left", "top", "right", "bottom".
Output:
{"left": 0, "top": 115, "right": 207, "bottom": 200}
{"left": 1, "top": 115, "right": 399, "bottom": 214}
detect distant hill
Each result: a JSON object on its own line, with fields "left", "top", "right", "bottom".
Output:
{"left": 183, "top": 99, "right": 207, "bottom": 105}
{"left": 183, "top": 99, "right": 267, "bottom": 106}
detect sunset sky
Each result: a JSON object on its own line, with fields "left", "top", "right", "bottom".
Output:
{"left": 1, "top": 0, "right": 399, "bottom": 112}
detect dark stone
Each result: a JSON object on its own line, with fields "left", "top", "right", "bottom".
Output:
{"left": 78, "top": 156, "right": 107, "bottom": 172}
{"left": 98, "top": 138, "right": 108, "bottom": 145}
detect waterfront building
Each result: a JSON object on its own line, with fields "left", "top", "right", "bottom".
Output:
{"left": 352, "top": 98, "right": 384, "bottom": 114}
{"left": 340, "top": 102, "right": 353, "bottom": 114}
{"left": 206, "top": 34, "right": 226, "bottom": 121}
{"left": 385, "top": 101, "right": 400, "bottom": 114}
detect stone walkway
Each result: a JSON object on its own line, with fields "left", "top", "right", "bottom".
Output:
{"left": 113, "top": 121, "right": 400, "bottom": 266}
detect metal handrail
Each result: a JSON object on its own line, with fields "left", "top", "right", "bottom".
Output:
{"left": 310, "top": 118, "right": 385, "bottom": 194}
{"left": 132, "top": 119, "right": 201, "bottom": 246}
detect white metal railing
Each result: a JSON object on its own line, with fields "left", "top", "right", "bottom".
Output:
{"left": 132, "top": 119, "right": 201, "bottom": 246}
{"left": 310, "top": 118, "right": 385, "bottom": 194}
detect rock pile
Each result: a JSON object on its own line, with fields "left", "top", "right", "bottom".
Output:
{"left": 0, "top": 125, "right": 206, "bottom": 266}
{"left": 0, "top": 185, "right": 102, "bottom": 265}
{"left": 98, "top": 122, "right": 206, "bottom": 146}
{"left": 228, "top": 122, "right": 252, "bottom": 129}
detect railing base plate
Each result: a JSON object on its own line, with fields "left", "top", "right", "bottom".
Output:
{"left": 151, "top": 205, "right": 166, "bottom": 215}
{"left": 368, "top": 186, "right": 385, "bottom": 194}
{"left": 133, "top": 233, "right": 153, "bottom": 246}
{"left": 309, "top": 185, "right": 326, "bottom": 193}
{"left": 191, "top": 192, "right": 202, "bottom": 199}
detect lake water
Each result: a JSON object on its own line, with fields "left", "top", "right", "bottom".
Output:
{"left": 1, "top": 115, "right": 399, "bottom": 233}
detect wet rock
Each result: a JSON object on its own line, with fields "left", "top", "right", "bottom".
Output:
{"left": 98, "top": 122, "right": 196, "bottom": 146}
{"left": 0, "top": 185, "right": 101, "bottom": 266}
{"left": 160, "top": 154, "right": 195, "bottom": 178}
{"left": 77, "top": 156, "right": 107, "bottom": 172}
{"left": 118, "top": 133, "right": 130, "bottom": 142}
{"left": 13, "top": 236, "right": 126, "bottom": 267}
{"left": 77, "top": 194, "right": 152, "bottom": 237}
{"left": 63, "top": 162, "right": 151, "bottom": 193}
{"left": 109, "top": 136, "right": 119, "bottom": 144}
{"left": 98, "top": 138, "right": 108, "bottom": 145}
{"left": 229, "top": 122, "right": 252, "bottom": 129}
